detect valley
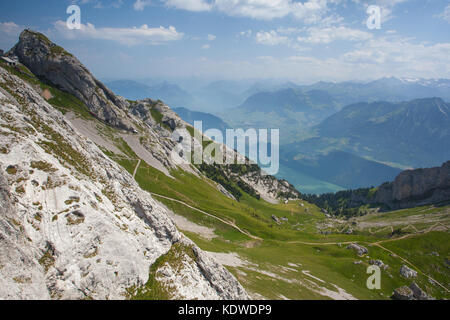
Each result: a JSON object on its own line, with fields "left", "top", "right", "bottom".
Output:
{"left": 0, "top": 29, "right": 448, "bottom": 301}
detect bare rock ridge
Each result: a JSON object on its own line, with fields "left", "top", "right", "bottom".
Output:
{"left": 374, "top": 161, "right": 450, "bottom": 209}
{"left": 8, "top": 29, "right": 134, "bottom": 132}
{"left": 0, "top": 58, "right": 248, "bottom": 299}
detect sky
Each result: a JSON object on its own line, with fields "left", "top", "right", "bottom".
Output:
{"left": 0, "top": 0, "right": 449, "bottom": 83}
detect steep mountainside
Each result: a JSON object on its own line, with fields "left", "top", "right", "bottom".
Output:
{"left": 0, "top": 30, "right": 298, "bottom": 300}
{"left": 8, "top": 30, "right": 134, "bottom": 132}
{"left": 173, "top": 107, "right": 230, "bottom": 133}
{"left": 314, "top": 98, "right": 450, "bottom": 167}
{"left": 106, "top": 80, "right": 194, "bottom": 108}
{"left": 276, "top": 98, "right": 450, "bottom": 193}
{"left": 0, "top": 66, "right": 248, "bottom": 300}
{"left": 223, "top": 88, "right": 339, "bottom": 145}
{"left": 374, "top": 161, "right": 450, "bottom": 209}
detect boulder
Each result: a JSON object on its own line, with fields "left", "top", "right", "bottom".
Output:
{"left": 347, "top": 243, "right": 368, "bottom": 256}
{"left": 393, "top": 286, "right": 414, "bottom": 300}
{"left": 271, "top": 215, "right": 281, "bottom": 224}
{"left": 370, "top": 259, "right": 389, "bottom": 270}
{"left": 409, "top": 282, "right": 429, "bottom": 300}
{"left": 400, "top": 265, "right": 417, "bottom": 279}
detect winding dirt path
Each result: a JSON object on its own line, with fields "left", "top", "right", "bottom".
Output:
{"left": 132, "top": 159, "right": 141, "bottom": 179}
{"left": 149, "top": 193, "right": 263, "bottom": 241}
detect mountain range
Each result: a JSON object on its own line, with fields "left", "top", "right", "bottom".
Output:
{"left": 106, "top": 79, "right": 194, "bottom": 108}
{"left": 0, "top": 29, "right": 449, "bottom": 301}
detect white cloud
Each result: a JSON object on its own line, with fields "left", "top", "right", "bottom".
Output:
{"left": 341, "top": 38, "right": 450, "bottom": 75}
{"left": 76, "top": 0, "right": 124, "bottom": 9}
{"left": 134, "top": 0, "right": 339, "bottom": 22}
{"left": 435, "top": 4, "right": 450, "bottom": 23}
{"left": 207, "top": 34, "right": 216, "bottom": 41}
{"left": 239, "top": 30, "right": 252, "bottom": 37}
{"left": 0, "top": 22, "right": 22, "bottom": 37}
{"left": 352, "top": 0, "right": 410, "bottom": 23}
{"left": 0, "top": 22, "right": 23, "bottom": 48}
{"left": 170, "top": 36, "right": 450, "bottom": 81}
{"left": 133, "top": 0, "right": 151, "bottom": 11}
{"left": 297, "top": 26, "right": 372, "bottom": 44}
{"left": 165, "top": 0, "right": 212, "bottom": 12}
{"left": 53, "top": 21, "right": 183, "bottom": 46}
{"left": 214, "top": 0, "right": 293, "bottom": 20}
{"left": 255, "top": 30, "right": 289, "bottom": 46}
{"left": 202, "top": 44, "right": 211, "bottom": 49}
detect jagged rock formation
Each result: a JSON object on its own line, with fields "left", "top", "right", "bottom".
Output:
{"left": 393, "top": 282, "right": 432, "bottom": 300}
{"left": 373, "top": 161, "right": 450, "bottom": 209}
{"left": 8, "top": 29, "right": 134, "bottom": 132}
{"left": 0, "top": 66, "right": 248, "bottom": 300}
{"left": 392, "top": 286, "right": 414, "bottom": 300}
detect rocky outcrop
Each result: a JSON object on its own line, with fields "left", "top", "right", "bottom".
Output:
{"left": 369, "top": 259, "right": 388, "bottom": 270}
{"left": 393, "top": 282, "right": 432, "bottom": 300}
{"left": 400, "top": 265, "right": 417, "bottom": 279}
{"left": 8, "top": 29, "right": 134, "bottom": 131}
{"left": 374, "top": 161, "right": 450, "bottom": 209}
{"left": 0, "top": 65, "right": 248, "bottom": 300}
{"left": 393, "top": 286, "right": 414, "bottom": 300}
{"left": 346, "top": 243, "right": 368, "bottom": 256}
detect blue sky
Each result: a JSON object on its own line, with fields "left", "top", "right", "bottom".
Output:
{"left": 0, "top": 0, "right": 449, "bottom": 82}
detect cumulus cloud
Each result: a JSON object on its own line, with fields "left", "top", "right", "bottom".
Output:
{"left": 255, "top": 30, "right": 289, "bottom": 46}
{"left": 297, "top": 26, "right": 373, "bottom": 44}
{"left": 0, "top": 22, "right": 23, "bottom": 48}
{"left": 214, "top": 0, "right": 337, "bottom": 22}
{"left": 434, "top": 4, "right": 450, "bottom": 23}
{"left": 133, "top": 0, "right": 338, "bottom": 22}
{"left": 351, "top": 0, "right": 410, "bottom": 23}
{"left": 133, "top": 0, "right": 152, "bottom": 11}
{"left": 0, "top": 21, "right": 22, "bottom": 37}
{"left": 207, "top": 34, "right": 216, "bottom": 41}
{"left": 165, "top": 0, "right": 212, "bottom": 12}
{"left": 53, "top": 20, "right": 183, "bottom": 45}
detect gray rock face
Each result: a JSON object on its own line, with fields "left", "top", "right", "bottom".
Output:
{"left": 346, "top": 243, "right": 368, "bottom": 256}
{"left": 9, "top": 30, "right": 133, "bottom": 131}
{"left": 393, "top": 282, "right": 432, "bottom": 300}
{"left": 409, "top": 282, "right": 429, "bottom": 300}
{"left": 400, "top": 265, "right": 417, "bottom": 279}
{"left": 0, "top": 66, "right": 249, "bottom": 300}
{"left": 374, "top": 161, "right": 450, "bottom": 209}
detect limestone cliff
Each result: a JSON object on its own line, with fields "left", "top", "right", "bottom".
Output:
{"left": 374, "top": 161, "right": 450, "bottom": 209}
{"left": 8, "top": 29, "right": 134, "bottom": 131}
{"left": 0, "top": 66, "right": 248, "bottom": 300}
